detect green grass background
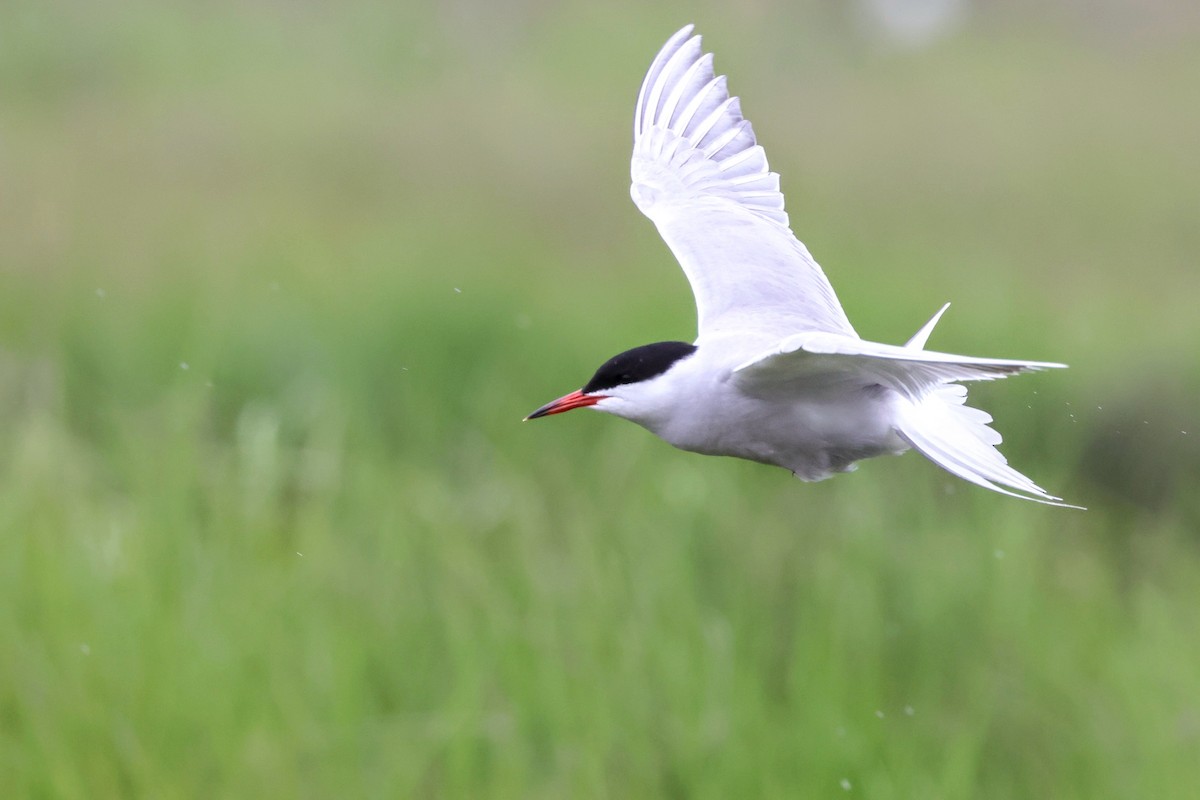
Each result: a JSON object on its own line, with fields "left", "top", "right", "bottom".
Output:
{"left": 3, "top": 0, "right": 1199, "bottom": 796}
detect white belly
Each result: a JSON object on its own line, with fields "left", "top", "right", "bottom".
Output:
{"left": 645, "top": 379, "right": 908, "bottom": 481}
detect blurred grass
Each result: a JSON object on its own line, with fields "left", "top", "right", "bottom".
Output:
{"left": 2, "top": 0, "right": 1199, "bottom": 797}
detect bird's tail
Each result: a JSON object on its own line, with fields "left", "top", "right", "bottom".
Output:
{"left": 893, "top": 380, "right": 1082, "bottom": 509}
{"left": 885, "top": 303, "right": 1080, "bottom": 508}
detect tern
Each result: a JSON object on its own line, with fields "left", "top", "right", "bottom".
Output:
{"left": 527, "top": 24, "right": 1077, "bottom": 507}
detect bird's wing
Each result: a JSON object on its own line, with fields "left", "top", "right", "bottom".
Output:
{"left": 733, "top": 330, "right": 1067, "bottom": 397}
{"left": 631, "top": 25, "right": 856, "bottom": 341}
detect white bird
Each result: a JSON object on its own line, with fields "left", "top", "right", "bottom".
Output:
{"left": 527, "top": 24, "right": 1078, "bottom": 508}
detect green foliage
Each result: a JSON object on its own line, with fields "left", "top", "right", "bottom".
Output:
{"left": 2, "top": 1, "right": 1198, "bottom": 797}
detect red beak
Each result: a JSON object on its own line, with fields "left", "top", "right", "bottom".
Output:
{"left": 524, "top": 389, "right": 603, "bottom": 420}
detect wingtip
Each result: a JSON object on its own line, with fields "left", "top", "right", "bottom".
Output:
{"left": 1013, "top": 489, "right": 1087, "bottom": 510}
{"left": 1011, "top": 494, "right": 1087, "bottom": 510}
{"left": 905, "top": 302, "right": 952, "bottom": 350}
{"left": 664, "top": 23, "right": 698, "bottom": 50}
{"left": 1028, "top": 495, "right": 1087, "bottom": 510}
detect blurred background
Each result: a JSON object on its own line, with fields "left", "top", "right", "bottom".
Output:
{"left": 2, "top": 0, "right": 1198, "bottom": 796}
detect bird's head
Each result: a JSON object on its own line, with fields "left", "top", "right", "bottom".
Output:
{"left": 525, "top": 341, "right": 697, "bottom": 424}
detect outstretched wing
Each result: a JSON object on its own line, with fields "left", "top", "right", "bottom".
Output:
{"left": 631, "top": 25, "right": 856, "bottom": 340}
{"left": 733, "top": 331, "right": 1067, "bottom": 396}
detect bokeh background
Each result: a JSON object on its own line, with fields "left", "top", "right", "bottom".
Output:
{"left": 3, "top": 0, "right": 1199, "bottom": 796}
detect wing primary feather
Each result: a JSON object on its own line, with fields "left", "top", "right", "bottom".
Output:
{"left": 660, "top": 52, "right": 713, "bottom": 132}
{"left": 642, "top": 36, "right": 701, "bottom": 139}
{"left": 635, "top": 25, "right": 694, "bottom": 136}
{"left": 717, "top": 145, "right": 767, "bottom": 178}
{"left": 685, "top": 95, "right": 737, "bottom": 147}
{"left": 702, "top": 119, "right": 751, "bottom": 159}
{"left": 672, "top": 66, "right": 720, "bottom": 134}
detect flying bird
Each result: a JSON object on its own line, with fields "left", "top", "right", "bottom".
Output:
{"left": 527, "top": 24, "right": 1077, "bottom": 507}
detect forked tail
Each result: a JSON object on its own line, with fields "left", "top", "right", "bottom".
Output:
{"left": 894, "top": 385, "right": 1082, "bottom": 508}
{"left": 892, "top": 303, "right": 1080, "bottom": 507}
